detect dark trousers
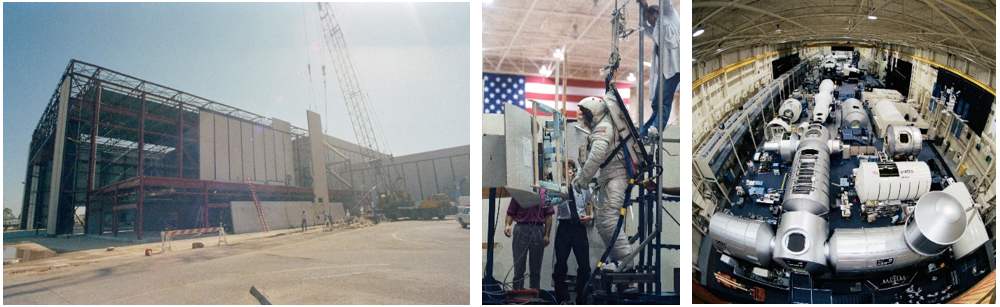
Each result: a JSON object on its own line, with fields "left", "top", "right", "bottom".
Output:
{"left": 640, "top": 72, "right": 680, "bottom": 136}
{"left": 552, "top": 220, "right": 590, "bottom": 303}
{"left": 512, "top": 223, "right": 545, "bottom": 290}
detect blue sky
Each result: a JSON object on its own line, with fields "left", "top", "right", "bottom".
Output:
{"left": 3, "top": 2, "right": 471, "bottom": 216}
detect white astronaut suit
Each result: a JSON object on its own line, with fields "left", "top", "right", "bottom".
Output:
{"left": 572, "top": 91, "right": 633, "bottom": 271}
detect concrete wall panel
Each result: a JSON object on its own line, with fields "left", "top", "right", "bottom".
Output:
{"left": 274, "top": 130, "right": 287, "bottom": 184}
{"left": 241, "top": 122, "right": 254, "bottom": 182}
{"left": 230, "top": 201, "right": 315, "bottom": 234}
{"left": 230, "top": 201, "right": 259, "bottom": 234}
{"left": 213, "top": 113, "right": 229, "bottom": 181}
{"left": 228, "top": 118, "right": 243, "bottom": 182}
{"left": 265, "top": 128, "right": 277, "bottom": 183}
{"left": 199, "top": 112, "right": 215, "bottom": 180}
{"left": 253, "top": 125, "right": 266, "bottom": 182}
{"left": 283, "top": 133, "right": 294, "bottom": 186}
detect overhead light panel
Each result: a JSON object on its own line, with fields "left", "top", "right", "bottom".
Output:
{"left": 539, "top": 66, "right": 553, "bottom": 78}
{"left": 867, "top": 15, "right": 877, "bottom": 20}
{"left": 643, "top": 62, "right": 651, "bottom": 67}
{"left": 693, "top": 24, "right": 705, "bottom": 37}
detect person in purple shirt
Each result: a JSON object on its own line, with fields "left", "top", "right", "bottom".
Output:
{"left": 503, "top": 190, "right": 554, "bottom": 290}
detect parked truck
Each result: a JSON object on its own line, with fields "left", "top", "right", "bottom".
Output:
{"left": 375, "top": 180, "right": 456, "bottom": 221}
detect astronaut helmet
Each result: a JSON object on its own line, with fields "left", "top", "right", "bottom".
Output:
{"left": 577, "top": 96, "right": 607, "bottom": 129}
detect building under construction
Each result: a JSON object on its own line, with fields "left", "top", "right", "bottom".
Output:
{"left": 20, "top": 60, "right": 470, "bottom": 240}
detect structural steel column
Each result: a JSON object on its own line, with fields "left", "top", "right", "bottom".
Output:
{"left": 431, "top": 159, "right": 440, "bottom": 194}
{"left": 113, "top": 187, "right": 118, "bottom": 237}
{"left": 47, "top": 76, "right": 72, "bottom": 235}
{"left": 85, "top": 80, "right": 101, "bottom": 234}
{"left": 138, "top": 92, "right": 146, "bottom": 240}
{"left": 178, "top": 100, "right": 184, "bottom": 178}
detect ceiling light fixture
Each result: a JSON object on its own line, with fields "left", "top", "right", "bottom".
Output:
{"left": 693, "top": 24, "right": 705, "bottom": 37}
{"left": 592, "top": 0, "right": 600, "bottom": 14}
{"left": 539, "top": 66, "right": 553, "bottom": 78}
{"left": 867, "top": 14, "right": 877, "bottom": 20}
{"left": 643, "top": 61, "right": 651, "bottom": 67}
{"left": 627, "top": 72, "right": 636, "bottom": 82}
{"left": 553, "top": 48, "right": 564, "bottom": 60}
{"left": 775, "top": 23, "right": 782, "bottom": 33}
{"left": 571, "top": 24, "right": 579, "bottom": 38}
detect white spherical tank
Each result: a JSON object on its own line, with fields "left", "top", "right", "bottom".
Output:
{"left": 885, "top": 125, "right": 922, "bottom": 157}
{"left": 819, "top": 79, "right": 835, "bottom": 94}
{"left": 855, "top": 162, "right": 931, "bottom": 202}
{"left": 841, "top": 98, "right": 868, "bottom": 129}
{"left": 812, "top": 93, "right": 832, "bottom": 123}
{"left": 778, "top": 98, "right": 802, "bottom": 123}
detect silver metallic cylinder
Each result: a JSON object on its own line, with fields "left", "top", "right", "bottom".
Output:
{"left": 841, "top": 98, "right": 868, "bottom": 129}
{"left": 885, "top": 125, "right": 922, "bottom": 157}
{"left": 709, "top": 213, "right": 775, "bottom": 267}
{"left": 829, "top": 226, "right": 929, "bottom": 274}
{"left": 773, "top": 211, "right": 829, "bottom": 273}
{"left": 904, "top": 191, "right": 967, "bottom": 256}
{"left": 783, "top": 138, "right": 832, "bottom": 216}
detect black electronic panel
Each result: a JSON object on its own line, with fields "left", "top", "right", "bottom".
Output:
{"left": 933, "top": 69, "right": 994, "bottom": 135}
{"left": 884, "top": 58, "right": 912, "bottom": 96}
{"left": 831, "top": 46, "right": 854, "bottom": 52}
{"left": 772, "top": 53, "right": 801, "bottom": 79}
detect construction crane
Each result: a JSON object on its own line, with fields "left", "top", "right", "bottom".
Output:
{"left": 315, "top": 2, "right": 392, "bottom": 197}
{"left": 317, "top": 3, "right": 456, "bottom": 221}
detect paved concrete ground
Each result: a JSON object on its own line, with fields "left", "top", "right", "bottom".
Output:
{"left": 3, "top": 219, "right": 469, "bottom": 304}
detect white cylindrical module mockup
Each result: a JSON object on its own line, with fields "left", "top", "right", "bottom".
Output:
{"left": 855, "top": 162, "right": 931, "bottom": 202}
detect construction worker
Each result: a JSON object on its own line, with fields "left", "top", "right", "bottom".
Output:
{"left": 301, "top": 211, "right": 308, "bottom": 232}
{"left": 572, "top": 92, "right": 633, "bottom": 272}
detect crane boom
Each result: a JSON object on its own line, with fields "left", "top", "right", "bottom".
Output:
{"left": 316, "top": 2, "right": 391, "bottom": 193}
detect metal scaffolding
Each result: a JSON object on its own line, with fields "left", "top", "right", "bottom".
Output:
{"left": 20, "top": 60, "right": 359, "bottom": 240}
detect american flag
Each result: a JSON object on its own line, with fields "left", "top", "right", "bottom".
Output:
{"left": 483, "top": 72, "right": 630, "bottom": 119}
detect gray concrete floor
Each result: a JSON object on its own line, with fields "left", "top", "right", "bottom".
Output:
{"left": 3, "top": 219, "right": 470, "bottom": 304}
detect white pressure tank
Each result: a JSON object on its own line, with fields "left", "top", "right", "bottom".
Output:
{"left": 778, "top": 98, "right": 802, "bottom": 123}
{"left": 819, "top": 79, "right": 835, "bottom": 94}
{"left": 812, "top": 92, "right": 832, "bottom": 123}
{"left": 855, "top": 162, "right": 932, "bottom": 202}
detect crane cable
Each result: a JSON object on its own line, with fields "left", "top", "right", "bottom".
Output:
{"left": 301, "top": 3, "right": 318, "bottom": 113}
